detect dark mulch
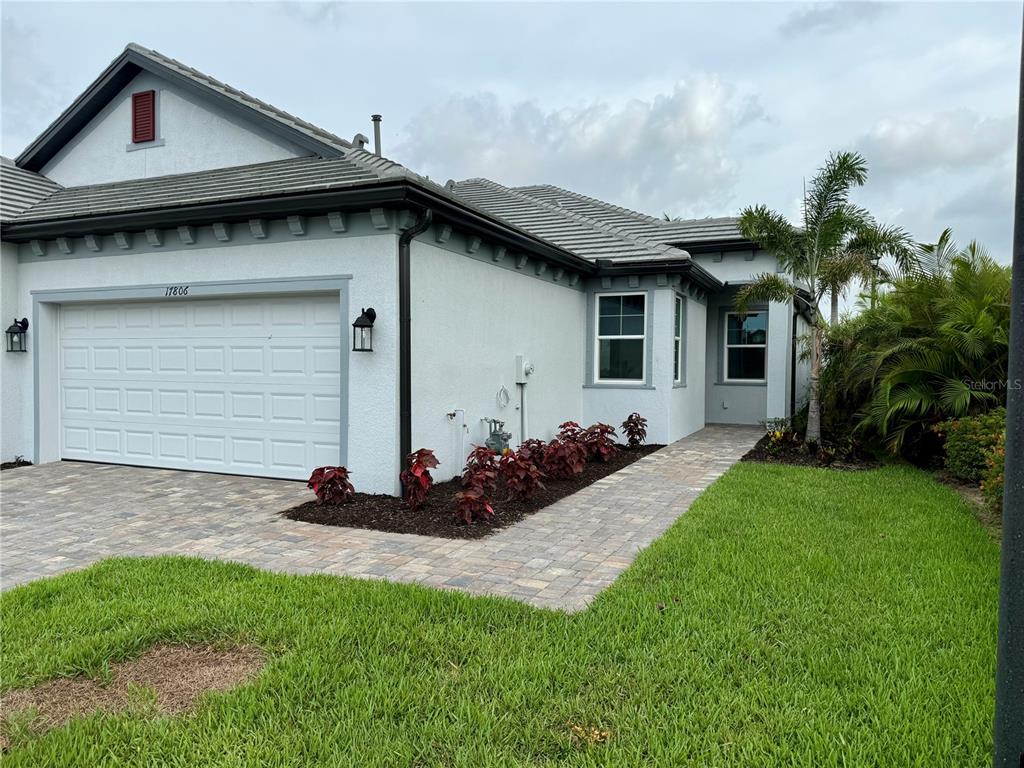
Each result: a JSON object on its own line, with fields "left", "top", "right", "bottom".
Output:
{"left": 283, "top": 444, "right": 663, "bottom": 539}
{"left": 741, "top": 433, "right": 881, "bottom": 471}
{"left": 0, "top": 458, "right": 32, "bottom": 471}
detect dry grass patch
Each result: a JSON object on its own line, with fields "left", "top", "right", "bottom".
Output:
{"left": 1, "top": 644, "right": 264, "bottom": 746}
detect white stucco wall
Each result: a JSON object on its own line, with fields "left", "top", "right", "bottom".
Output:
{"left": 793, "top": 313, "right": 812, "bottom": 412}
{"left": 3, "top": 219, "right": 401, "bottom": 493}
{"left": 410, "top": 237, "right": 585, "bottom": 482}
{"left": 0, "top": 242, "right": 31, "bottom": 461}
{"left": 41, "top": 71, "right": 311, "bottom": 187}
{"left": 693, "top": 249, "right": 780, "bottom": 285}
{"left": 670, "top": 294, "right": 707, "bottom": 439}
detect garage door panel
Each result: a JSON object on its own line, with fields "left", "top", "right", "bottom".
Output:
{"left": 60, "top": 294, "right": 342, "bottom": 480}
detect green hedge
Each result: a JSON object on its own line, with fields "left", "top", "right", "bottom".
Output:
{"left": 934, "top": 408, "right": 1006, "bottom": 484}
{"left": 981, "top": 432, "right": 1006, "bottom": 514}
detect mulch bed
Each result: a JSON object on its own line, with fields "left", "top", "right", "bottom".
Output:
{"left": 741, "top": 433, "right": 880, "bottom": 471}
{"left": 283, "top": 444, "right": 663, "bottom": 539}
{"left": 0, "top": 458, "right": 32, "bottom": 471}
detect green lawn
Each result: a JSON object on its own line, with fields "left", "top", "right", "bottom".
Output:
{"left": 0, "top": 463, "right": 999, "bottom": 766}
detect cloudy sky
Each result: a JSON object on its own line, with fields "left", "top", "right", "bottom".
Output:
{"left": 2, "top": 1, "right": 1019, "bottom": 263}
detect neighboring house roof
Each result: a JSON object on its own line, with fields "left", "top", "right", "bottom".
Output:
{"left": 514, "top": 184, "right": 745, "bottom": 248}
{"left": 0, "top": 157, "right": 62, "bottom": 222}
{"left": 15, "top": 43, "right": 356, "bottom": 172}
{"left": 450, "top": 178, "right": 692, "bottom": 264}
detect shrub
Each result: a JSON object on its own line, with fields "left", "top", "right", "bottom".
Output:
{"left": 400, "top": 448, "right": 439, "bottom": 512}
{"left": 307, "top": 466, "right": 355, "bottom": 505}
{"left": 499, "top": 447, "right": 545, "bottom": 501}
{"left": 518, "top": 439, "right": 548, "bottom": 466}
{"left": 981, "top": 433, "right": 1005, "bottom": 514}
{"left": 934, "top": 408, "right": 1006, "bottom": 484}
{"left": 557, "top": 421, "right": 585, "bottom": 444}
{"left": 456, "top": 446, "right": 498, "bottom": 523}
{"left": 542, "top": 438, "right": 586, "bottom": 480}
{"left": 581, "top": 423, "right": 618, "bottom": 462}
{"left": 621, "top": 413, "right": 648, "bottom": 448}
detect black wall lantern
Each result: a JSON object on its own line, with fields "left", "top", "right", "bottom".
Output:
{"left": 5, "top": 318, "right": 28, "bottom": 353}
{"left": 352, "top": 307, "right": 376, "bottom": 352}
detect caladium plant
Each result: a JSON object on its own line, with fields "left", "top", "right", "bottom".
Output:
{"left": 400, "top": 448, "right": 439, "bottom": 512}
{"left": 307, "top": 466, "right": 355, "bottom": 505}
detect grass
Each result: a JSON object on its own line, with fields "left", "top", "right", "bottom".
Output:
{"left": 0, "top": 463, "right": 999, "bottom": 766}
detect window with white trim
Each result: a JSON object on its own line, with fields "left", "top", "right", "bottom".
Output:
{"left": 674, "top": 295, "right": 685, "bottom": 383}
{"left": 596, "top": 293, "right": 645, "bottom": 383}
{"left": 724, "top": 311, "right": 767, "bottom": 382}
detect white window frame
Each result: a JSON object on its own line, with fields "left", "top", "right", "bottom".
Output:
{"left": 594, "top": 292, "right": 646, "bottom": 385}
{"left": 674, "top": 294, "right": 685, "bottom": 384}
{"left": 723, "top": 311, "right": 767, "bottom": 383}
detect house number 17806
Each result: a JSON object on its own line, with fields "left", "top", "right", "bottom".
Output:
{"left": 164, "top": 285, "right": 189, "bottom": 297}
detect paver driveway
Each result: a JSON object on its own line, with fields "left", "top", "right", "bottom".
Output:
{"left": 1, "top": 425, "right": 761, "bottom": 611}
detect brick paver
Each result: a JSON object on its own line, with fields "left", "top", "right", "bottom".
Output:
{"left": 0, "top": 426, "right": 760, "bottom": 611}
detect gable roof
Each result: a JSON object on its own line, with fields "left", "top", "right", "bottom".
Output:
{"left": 514, "top": 184, "right": 745, "bottom": 248}
{"left": 0, "top": 157, "right": 61, "bottom": 222}
{"left": 15, "top": 43, "right": 353, "bottom": 172}
{"left": 450, "top": 178, "right": 692, "bottom": 264}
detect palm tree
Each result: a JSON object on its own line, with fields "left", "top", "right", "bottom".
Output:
{"left": 735, "top": 151, "right": 912, "bottom": 444}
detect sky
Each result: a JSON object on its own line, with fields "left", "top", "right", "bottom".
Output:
{"left": 2, "top": 1, "right": 1019, "bottom": 273}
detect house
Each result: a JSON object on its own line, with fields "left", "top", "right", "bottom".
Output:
{"left": 0, "top": 44, "right": 810, "bottom": 494}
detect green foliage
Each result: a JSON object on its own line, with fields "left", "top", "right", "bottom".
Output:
{"left": 934, "top": 408, "right": 1006, "bottom": 484}
{"left": 0, "top": 464, "right": 998, "bottom": 765}
{"left": 821, "top": 235, "right": 1011, "bottom": 454}
{"left": 737, "top": 151, "right": 914, "bottom": 444}
{"left": 981, "top": 433, "right": 1006, "bottom": 514}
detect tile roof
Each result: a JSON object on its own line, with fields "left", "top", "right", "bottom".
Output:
{"left": 450, "top": 178, "right": 692, "bottom": 264}
{"left": 11, "top": 156, "right": 383, "bottom": 222}
{"left": 514, "top": 184, "right": 744, "bottom": 246}
{"left": 124, "top": 44, "right": 354, "bottom": 155}
{"left": 0, "top": 157, "right": 61, "bottom": 222}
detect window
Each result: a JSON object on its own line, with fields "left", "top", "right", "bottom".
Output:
{"left": 596, "top": 293, "right": 645, "bottom": 383}
{"left": 674, "top": 295, "right": 685, "bottom": 383}
{"left": 724, "top": 312, "right": 767, "bottom": 382}
{"left": 132, "top": 90, "right": 156, "bottom": 143}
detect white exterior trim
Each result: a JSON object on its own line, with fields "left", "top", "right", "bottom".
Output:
{"left": 593, "top": 291, "right": 647, "bottom": 386}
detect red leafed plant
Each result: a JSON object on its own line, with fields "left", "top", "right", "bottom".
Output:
{"left": 307, "top": 466, "right": 355, "bottom": 505}
{"left": 581, "top": 423, "right": 618, "bottom": 462}
{"left": 542, "top": 438, "right": 587, "bottom": 480}
{"left": 499, "top": 447, "right": 545, "bottom": 501}
{"left": 518, "top": 439, "right": 548, "bottom": 466}
{"left": 455, "top": 446, "right": 498, "bottom": 523}
{"left": 557, "top": 421, "right": 585, "bottom": 445}
{"left": 400, "top": 448, "right": 439, "bottom": 512}
{"left": 621, "top": 412, "right": 648, "bottom": 448}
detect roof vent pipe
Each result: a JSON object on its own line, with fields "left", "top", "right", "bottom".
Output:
{"left": 371, "top": 114, "right": 382, "bottom": 156}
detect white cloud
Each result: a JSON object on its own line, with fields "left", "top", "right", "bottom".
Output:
{"left": 394, "top": 78, "right": 766, "bottom": 219}
{"left": 779, "top": 2, "right": 888, "bottom": 37}
{"left": 856, "top": 109, "right": 1015, "bottom": 179}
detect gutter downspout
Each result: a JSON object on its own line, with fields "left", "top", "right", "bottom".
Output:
{"left": 398, "top": 207, "right": 433, "bottom": 476}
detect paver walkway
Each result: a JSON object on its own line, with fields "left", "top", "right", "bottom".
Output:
{"left": 1, "top": 425, "right": 761, "bottom": 611}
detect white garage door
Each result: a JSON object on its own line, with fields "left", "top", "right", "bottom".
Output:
{"left": 59, "top": 294, "right": 342, "bottom": 480}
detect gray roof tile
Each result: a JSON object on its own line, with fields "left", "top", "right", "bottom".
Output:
{"left": 450, "top": 178, "right": 692, "bottom": 264}
{"left": 514, "top": 184, "right": 744, "bottom": 246}
{"left": 1, "top": 157, "right": 61, "bottom": 222}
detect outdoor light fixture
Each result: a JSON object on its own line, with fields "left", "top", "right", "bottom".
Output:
{"left": 352, "top": 307, "right": 376, "bottom": 352}
{"left": 5, "top": 318, "right": 28, "bottom": 353}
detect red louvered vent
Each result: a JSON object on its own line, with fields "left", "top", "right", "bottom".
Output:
{"left": 132, "top": 90, "right": 156, "bottom": 143}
